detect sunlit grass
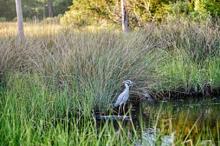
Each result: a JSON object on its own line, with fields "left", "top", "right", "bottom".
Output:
{"left": 0, "top": 22, "right": 62, "bottom": 38}
{"left": 0, "top": 20, "right": 220, "bottom": 145}
{"left": 0, "top": 21, "right": 220, "bottom": 99}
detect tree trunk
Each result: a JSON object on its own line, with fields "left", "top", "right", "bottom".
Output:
{"left": 121, "top": 0, "right": 129, "bottom": 32}
{"left": 15, "top": 0, "right": 25, "bottom": 41}
{"left": 48, "top": 0, "right": 53, "bottom": 17}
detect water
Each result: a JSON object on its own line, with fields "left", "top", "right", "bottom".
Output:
{"left": 95, "top": 98, "right": 220, "bottom": 145}
{"left": 139, "top": 98, "right": 220, "bottom": 145}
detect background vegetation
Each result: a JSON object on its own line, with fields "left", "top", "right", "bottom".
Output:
{"left": 0, "top": 0, "right": 72, "bottom": 21}
{"left": 1, "top": 0, "right": 220, "bottom": 145}
{"left": 0, "top": 20, "right": 220, "bottom": 110}
{"left": 61, "top": 0, "right": 220, "bottom": 27}
{"left": 2, "top": 0, "right": 220, "bottom": 28}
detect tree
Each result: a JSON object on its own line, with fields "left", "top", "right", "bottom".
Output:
{"left": 121, "top": 0, "right": 129, "bottom": 32}
{"left": 15, "top": 0, "right": 25, "bottom": 41}
{"left": 53, "top": 0, "right": 72, "bottom": 16}
{"left": 47, "top": 0, "right": 53, "bottom": 17}
{"left": 62, "top": 0, "right": 220, "bottom": 28}
{"left": 0, "top": 0, "right": 16, "bottom": 20}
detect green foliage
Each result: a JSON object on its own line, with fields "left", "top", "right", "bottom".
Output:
{"left": 1, "top": 0, "right": 219, "bottom": 23}
{"left": 61, "top": 0, "right": 117, "bottom": 26}
{"left": 155, "top": 49, "right": 206, "bottom": 93}
{"left": 206, "top": 57, "right": 220, "bottom": 88}
{"left": 0, "top": 17, "right": 6, "bottom": 22}
{"left": 0, "top": 0, "right": 72, "bottom": 21}
{"left": 53, "top": 0, "right": 72, "bottom": 16}
{"left": 62, "top": 0, "right": 220, "bottom": 27}
{"left": 61, "top": 0, "right": 167, "bottom": 26}
{"left": 0, "top": 0, "right": 16, "bottom": 20}
{"left": 204, "top": 0, "right": 220, "bottom": 16}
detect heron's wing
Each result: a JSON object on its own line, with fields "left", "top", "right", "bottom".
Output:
{"left": 114, "top": 92, "right": 125, "bottom": 107}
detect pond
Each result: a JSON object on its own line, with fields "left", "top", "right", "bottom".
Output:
{"left": 95, "top": 98, "right": 220, "bottom": 145}
{"left": 137, "top": 98, "right": 220, "bottom": 145}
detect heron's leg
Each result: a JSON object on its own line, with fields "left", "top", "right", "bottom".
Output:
{"left": 123, "top": 104, "right": 125, "bottom": 115}
{"left": 118, "top": 105, "right": 121, "bottom": 116}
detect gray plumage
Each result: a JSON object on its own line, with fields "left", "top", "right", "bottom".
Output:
{"left": 114, "top": 80, "right": 133, "bottom": 107}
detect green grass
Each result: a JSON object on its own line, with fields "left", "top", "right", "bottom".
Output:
{"left": 0, "top": 74, "right": 139, "bottom": 145}
{"left": 0, "top": 21, "right": 220, "bottom": 99}
{"left": 0, "top": 76, "right": 219, "bottom": 145}
{"left": 0, "top": 20, "right": 220, "bottom": 145}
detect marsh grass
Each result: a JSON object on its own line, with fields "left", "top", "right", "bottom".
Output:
{"left": 1, "top": 28, "right": 160, "bottom": 111}
{"left": 0, "top": 75, "right": 139, "bottom": 145}
{"left": 0, "top": 20, "right": 220, "bottom": 104}
{"left": 1, "top": 75, "right": 219, "bottom": 145}
{"left": 0, "top": 20, "right": 220, "bottom": 145}
{"left": 1, "top": 21, "right": 220, "bottom": 103}
{"left": 0, "top": 22, "right": 62, "bottom": 38}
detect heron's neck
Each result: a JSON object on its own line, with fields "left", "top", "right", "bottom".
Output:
{"left": 124, "top": 83, "right": 129, "bottom": 90}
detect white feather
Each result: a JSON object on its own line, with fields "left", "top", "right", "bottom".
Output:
{"left": 114, "top": 84, "right": 129, "bottom": 107}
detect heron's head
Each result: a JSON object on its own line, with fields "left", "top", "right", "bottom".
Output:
{"left": 123, "top": 80, "right": 134, "bottom": 87}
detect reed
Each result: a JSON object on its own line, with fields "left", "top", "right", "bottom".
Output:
{"left": 0, "top": 20, "right": 220, "bottom": 145}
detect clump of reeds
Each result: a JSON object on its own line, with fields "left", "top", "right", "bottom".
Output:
{"left": 0, "top": 20, "right": 220, "bottom": 109}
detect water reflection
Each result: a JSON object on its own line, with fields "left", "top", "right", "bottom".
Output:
{"left": 140, "top": 98, "right": 220, "bottom": 145}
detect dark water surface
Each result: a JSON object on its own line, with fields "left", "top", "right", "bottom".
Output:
{"left": 139, "top": 98, "right": 220, "bottom": 145}
{"left": 95, "top": 98, "right": 220, "bottom": 145}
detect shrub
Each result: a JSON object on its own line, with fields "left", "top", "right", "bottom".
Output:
{"left": 0, "top": 17, "right": 6, "bottom": 22}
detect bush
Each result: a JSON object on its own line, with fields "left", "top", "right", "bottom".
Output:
{"left": 204, "top": 0, "right": 220, "bottom": 16}
{"left": 61, "top": 0, "right": 220, "bottom": 28}
{"left": 0, "top": 17, "right": 6, "bottom": 22}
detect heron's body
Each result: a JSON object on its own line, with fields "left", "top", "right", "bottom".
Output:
{"left": 114, "top": 80, "right": 133, "bottom": 115}
{"left": 114, "top": 84, "right": 129, "bottom": 107}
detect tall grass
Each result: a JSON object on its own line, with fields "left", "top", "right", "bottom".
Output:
{"left": 0, "top": 19, "right": 220, "bottom": 145}
{"left": 1, "top": 74, "right": 219, "bottom": 145}
{"left": 0, "top": 74, "right": 140, "bottom": 145}
{"left": 1, "top": 28, "right": 161, "bottom": 111}
{"left": 1, "top": 21, "right": 220, "bottom": 102}
{"left": 0, "top": 22, "right": 62, "bottom": 38}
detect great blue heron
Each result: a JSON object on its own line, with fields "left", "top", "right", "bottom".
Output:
{"left": 114, "top": 80, "right": 133, "bottom": 115}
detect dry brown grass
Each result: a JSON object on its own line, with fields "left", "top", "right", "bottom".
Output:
{"left": 0, "top": 22, "right": 62, "bottom": 38}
